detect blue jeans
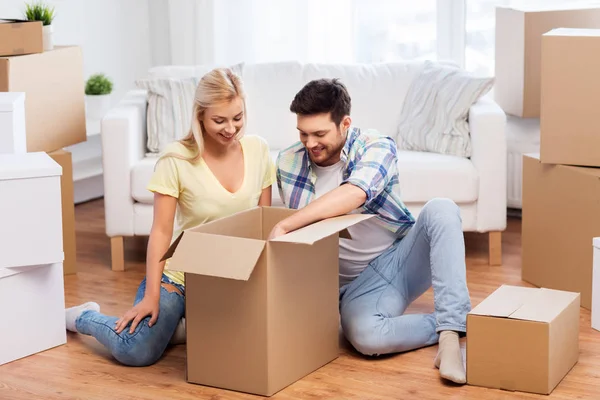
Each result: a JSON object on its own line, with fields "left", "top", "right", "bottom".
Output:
{"left": 75, "top": 274, "right": 185, "bottom": 366}
{"left": 339, "top": 198, "right": 471, "bottom": 356}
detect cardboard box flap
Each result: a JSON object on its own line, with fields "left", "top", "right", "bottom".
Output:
{"left": 510, "top": 288, "right": 580, "bottom": 323}
{"left": 271, "top": 214, "right": 374, "bottom": 245}
{"left": 470, "top": 285, "right": 579, "bottom": 323}
{"left": 163, "top": 231, "right": 266, "bottom": 281}
{"left": 469, "top": 285, "right": 537, "bottom": 318}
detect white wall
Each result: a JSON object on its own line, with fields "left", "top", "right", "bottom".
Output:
{"left": 0, "top": 0, "right": 155, "bottom": 101}
{"left": 0, "top": 0, "right": 166, "bottom": 203}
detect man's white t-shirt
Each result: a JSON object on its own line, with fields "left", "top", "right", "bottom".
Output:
{"left": 312, "top": 161, "right": 397, "bottom": 287}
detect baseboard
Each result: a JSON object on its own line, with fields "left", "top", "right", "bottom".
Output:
{"left": 507, "top": 207, "right": 522, "bottom": 219}
{"left": 74, "top": 173, "right": 104, "bottom": 204}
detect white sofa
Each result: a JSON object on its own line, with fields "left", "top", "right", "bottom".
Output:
{"left": 101, "top": 61, "right": 507, "bottom": 271}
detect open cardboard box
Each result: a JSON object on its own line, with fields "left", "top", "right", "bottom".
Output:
{"left": 162, "top": 206, "right": 372, "bottom": 396}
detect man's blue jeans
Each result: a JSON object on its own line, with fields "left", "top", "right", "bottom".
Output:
{"left": 76, "top": 274, "right": 185, "bottom": 366}
{"left": 339, "top": 198, "right": 472, "bottom": 356}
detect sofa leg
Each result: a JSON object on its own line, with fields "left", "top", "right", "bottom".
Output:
{"left": 488, "top": 231, "right": 502, "bottom": 266}
{"left": 111, "top": 236, "right": 125, "bottom": 271}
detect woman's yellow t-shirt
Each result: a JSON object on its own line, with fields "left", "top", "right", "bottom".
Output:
{"left": 146, "top": 135, "right": 276, "bottom": 286}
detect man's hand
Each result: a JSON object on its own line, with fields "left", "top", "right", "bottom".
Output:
{"left": 268, "top": 223, "right": 288, "bottom": 240}
{"left": 115, "top": 295, "right": 160, "bottom": 334}
{"left": 272, "top": 184, "right": 367, "bottom": 237}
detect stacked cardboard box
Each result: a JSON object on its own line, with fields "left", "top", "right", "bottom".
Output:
{"left": 494, "top": 6, "right": 600, "bottom": 209}
{"left": 0, "top": 19, "right": 43, "bottom": 57}
{"left": 0, "top": 152, "right": 67, "bottom": 365}
{"left": 0, "top": 45, "right": 87, "bottom": 275}
{"left": 465, "top": 7, "right": 600, "bottom": 395}
{"left": 521, "top": 27, "right": 600, "bottom": 310}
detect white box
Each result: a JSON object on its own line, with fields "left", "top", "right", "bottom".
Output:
{"left": 0, "top": 92, "right": 26, "bottom": 154}
{"left": 0, "top": 152, "right": 63, "bottom": 268}
{"left": 592, "top": 238, "right": 600, "bottom": 331}
{"left": 0, "top": 262, "right": 66, "bottom": 365}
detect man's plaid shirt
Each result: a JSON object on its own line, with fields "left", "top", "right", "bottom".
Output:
{"left": 276, "top": 126, "right": 415, "bottom": 236}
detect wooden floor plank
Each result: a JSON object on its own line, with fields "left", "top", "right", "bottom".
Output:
{"left": 1, "top": 199, "right": 599, "bottom": 399}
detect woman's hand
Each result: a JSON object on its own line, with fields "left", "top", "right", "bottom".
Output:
{"left": 115, "top": 295, "right": 160, "bottom": 334}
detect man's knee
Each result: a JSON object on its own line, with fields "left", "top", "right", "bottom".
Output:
{"left": 421, "top": 198, "right": 460, "bottom": 222}
{"left": 343, "top": 315, "right": 384, "bottom": 357}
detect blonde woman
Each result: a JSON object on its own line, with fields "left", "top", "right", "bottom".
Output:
{"left": 64, "top": 68, "right": 276, "bottom": 366}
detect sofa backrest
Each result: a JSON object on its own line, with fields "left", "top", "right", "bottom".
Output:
{"left": 147, "top": 60, "right": 425, "bottom": 150}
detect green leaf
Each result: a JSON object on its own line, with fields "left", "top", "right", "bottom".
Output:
{"left": 85, "top": 73, "right": 113, "bottom": 95}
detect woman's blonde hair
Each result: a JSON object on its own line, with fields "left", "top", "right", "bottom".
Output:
{"left": 163, "top": 67, "right": 246, "bottom": 163}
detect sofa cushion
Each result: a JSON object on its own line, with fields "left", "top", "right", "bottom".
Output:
{"left": 396, "top": 150, "right": 479, "bottom": 203}
{"left": 131, "top": 156, "right": 159, "bottom": 204}
{"left": 395, "top": 61, "right": 494, "bottom": 158}
{"left": 302, "top": 61, "right": 423, "bottom": 141}
{"left": 241, "top": 61, "right": 305, "bottom": 151}
{"left": 132, "top": 150, "right": 478, "bottom": 205}
{"left": 135, "top": 76, "right": 199, "bottom": 154}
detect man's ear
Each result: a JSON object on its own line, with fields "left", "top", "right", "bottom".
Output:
{"left": 341, "top": 115, "right": 352, "bottom": 132}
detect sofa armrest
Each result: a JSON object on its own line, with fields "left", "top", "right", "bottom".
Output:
{"left": 101, "top": 90, "right": 148, "bottom": 237}
{"left": 469, "top": 95, "right": 507, "bottom": 232}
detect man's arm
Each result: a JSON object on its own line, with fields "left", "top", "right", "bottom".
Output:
{"left": 269, "top": 183, "right": 366, "bottom": 239}
{"left": 269, "top": 136, "right": 397, "bottom": 239}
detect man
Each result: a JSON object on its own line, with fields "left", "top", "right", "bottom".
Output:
{"left": 269, "top": 78, "right": 471, "bottom": 384}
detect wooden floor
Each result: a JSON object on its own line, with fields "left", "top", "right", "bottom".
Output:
{"left": 1, "top": 199, "right": 599, "bottom": 400}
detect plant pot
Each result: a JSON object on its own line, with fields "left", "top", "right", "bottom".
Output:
{"left": 43, "top": 24, "right": 54, "bottom": 51}
{"left": 85, "top": 94, "right": 111, "bottom": 120}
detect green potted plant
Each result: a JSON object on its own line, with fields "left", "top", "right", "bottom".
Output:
{"left": 24, "top": 1, "right": 55, "bottom": 51}
{"left": 85, "top": 73, "right": 113, "bottom": 120}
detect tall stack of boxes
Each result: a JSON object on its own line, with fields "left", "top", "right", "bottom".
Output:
{"left": 0, "top": 151, "right": 67, "bottom": 365}
{"left": 493, "top": 5, "right": 600, "bottom": 310}
{"left": 521, "top": 26, "right": 600, "bottom": 311}
{"left": 0, "top": 19, "right": 87, "bottom": 275}
{"left": 494, "top": 6, "right": 600, "bottom": 209}
{"left": 464, "top": 6, "right": 600, "bottom": 395}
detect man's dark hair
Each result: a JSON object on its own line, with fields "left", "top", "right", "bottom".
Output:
{"left": 290, "top": 78, "right": 351, "bottom": 125}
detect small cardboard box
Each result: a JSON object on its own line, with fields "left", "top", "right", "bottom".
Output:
{"left": 540, "top": 28, "right": 600, "bottom": 167}
{"left": 0, "top": 46, "right": 86, "bottom": 152}
{"left": 163, "top": 207, "right": 371, "bottom": 396}
{"left": 522, "top": 153, "right": 600, "bottom": 309}
{"left": 0, "top": 262, "right": 67, "bottom": 366}
{"left": 48, "top": 149, "right": 77, "bottom": 275}
{"left": 494, "top": 5, "right": 600, "bottom": 117}
{"left": 0, "top": 152, "right": 63, "bottom": 269}
{"left": 0, "top": 19, "right": 43, "bottom": 57}
{"left": 467, "top": 285, "right": 580, "bottom": 395}
{"left": 0, "top": 92, "right": 26, "bottom": 154}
